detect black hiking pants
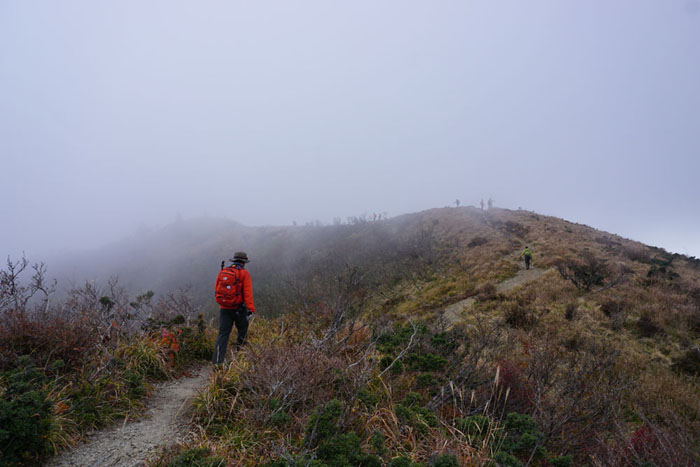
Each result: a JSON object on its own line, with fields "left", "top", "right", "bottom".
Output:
{"left": 212, "top": 307, "right": 249, "bottom": 364}
{"left": 524, "top": 255, "right": 531, "bottom": 270}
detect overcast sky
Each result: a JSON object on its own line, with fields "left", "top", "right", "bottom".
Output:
{"left": 2, "top": 0, "right": 699, "bottom": 260}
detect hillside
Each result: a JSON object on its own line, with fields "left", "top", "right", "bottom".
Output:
{"left": 3, "top": 207, "right": 700, "bottom": 465}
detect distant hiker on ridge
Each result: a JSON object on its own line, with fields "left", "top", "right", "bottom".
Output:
{"left": 480, "top": 198, "right": 485, "bottom": 210}
{"left": 487, "top": 198, "right": 494, "bottom": 209}
{"left": 520, "top": 246, "right": 533, "bottom": 270}
{"left": 212, "top": 251, "right": 255, "bottom": 364}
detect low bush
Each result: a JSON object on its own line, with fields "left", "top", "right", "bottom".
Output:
{"left": 0, "top": 357, "right": 54, "bottom": 465}
{"left": 600, "top": 299, "right": 623, "bottom": 317}
{"left": 0, "top": 309, "right": 99, "bottom": 372}
{"left": 475, "top": 282, "right": 498, "bottom": 301}
{"left": 636, "top": 313, "right": 663, "bottom": 338}
{"left": 645, "top": 264, "right": 680, "bottom": 287}
{"left": 305, "top": 399, "right": 344, "bottom": 446}
{"left": 388, "top": 456, "right": 421, "bottom": 467}
{"left": 405, "top": 352, "right": 447, "bottom": 372}
{"left": 394, "top": 393, "right": 439, "bottom": 435}
{"left": 316, "top": 431, "right": 381, "bottom": 467}
{"left": 467, "top": 236, "right": 489, "bottom": 248}
{"left": 376, "top": 323, "right": 425, "bottom": 354}
{"left": 672, "top": 348, "right": 700, "bottom": 376}
{"left": 621, "top": 244, "right": 652, "bottom": 263}
{"left": 498, "top": 221, "right": 529, "bottom": 238}
{"left": 498, "top": 412, "right": 546, "bottom": 462}
{"left": 554, "top": 253, "right": 609, "bottom": 291}
{"left": 504, "top": 302, "right": 537, "bottom": 329}
{"left": 431, "top": 452, "right": 459, "bottom": 466}
{"left": 166, "top": 447, "right": 225, "bottom": 467}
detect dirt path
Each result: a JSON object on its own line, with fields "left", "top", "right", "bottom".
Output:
{"left": 50, "top": 365, "right": 212, "bottom": 467}
{"left": 443, "top": 267, "right": 549, "bottom": 327}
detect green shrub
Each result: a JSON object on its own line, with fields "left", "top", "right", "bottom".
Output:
{"left": 405, "top": 352, "right": 447, "bottom": 372}
{"left": 394, "top": 396, "right": 438, "bottom": 433}
{"left": 305, "top": 399, "right": 344, "bottom": 446}
{"left": 416, "top": 373, "right": 439, "bottom": 388}
{"left": 401, "top": 392, "right": 423, "bottom": 407}
{"left": 379, "top": 355, "right": 404, "bottom": 373}
{"left": 0, "top": 356, "right": 54, "bottom": 465}
{"left": 377, "top": 323, "right": 428, "bottom": 354}
{"left": 394, "top": 404, "right": 414, "bottom": 425}
{"left": 389, "top": 457, "right": 421, "bottom": 467}
{"left": 498, "top": 412, "right": 547, "bottom": 462}
{"left": 124, "top": 368, "right": 147, "bottom": 398}
{"left": 167, "top": 447, "right": 225, "bottom": 467}
{"left": 430, "top": 332, "right": 458, "bottom": 355}
{"left": 317, "top": 432, "right": 381, "bottom": 467}
{"left": 431, "top": 452, "right": 459, "bottom": 466}
{"left": 414, "top": 406, "right": 438, "bottom": 427}
{"left": 270, "top": 410, "right": 291, "bottom": 427}
{"left": 358, "top": 388, "right": 379, "bottom": 409}
{"left": 493, "top": 451, "right": 523, "bottom": 466}
{"left": 370, "top": 429, "right": 387, "bottom": 456}
{"left": 379, "top": 355, "right": 393, "bottom": 369}
{"left": 549, "top": 455, "right": 573, "bottom": 467}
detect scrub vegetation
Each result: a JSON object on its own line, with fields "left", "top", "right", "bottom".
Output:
{"left": 0, "top": 260, "right": 214, "bottom": 465}
{"left": 3, "top": 206, "right": 700, "bottom": 465}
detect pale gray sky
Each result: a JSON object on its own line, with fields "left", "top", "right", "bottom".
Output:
{"left": 2, "top": 0, "right": 699, "bottom": 259}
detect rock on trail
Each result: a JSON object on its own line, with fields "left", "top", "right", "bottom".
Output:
{"left": 50, "top": 365, "right": 212, "bottom": 467}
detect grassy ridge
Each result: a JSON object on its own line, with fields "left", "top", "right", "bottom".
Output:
{"left": 151, "top": 208, "right": 700, "bottom": 465}
{"left": 3, "top": 206, "right": 700, "bottom": 465}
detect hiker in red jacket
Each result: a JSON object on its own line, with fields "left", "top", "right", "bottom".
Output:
{"left": 212, "top": 251, "right": 255, "bottom": 364}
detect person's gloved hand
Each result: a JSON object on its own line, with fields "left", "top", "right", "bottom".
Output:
{"left": 247, "top": 310, "right": 253, "bottom": 321}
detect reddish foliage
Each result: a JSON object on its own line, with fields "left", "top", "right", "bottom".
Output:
{"left": 159, "top": 328, "right": 181, "bottom": 360}
{"left": 0, "top": 309, "right": 100, "bottom": 371}
{"left": 629, "top": 425, "right": 657, "bottom": 453}
{"left": 496, "top": 359, "right": 534, "bottom": 411}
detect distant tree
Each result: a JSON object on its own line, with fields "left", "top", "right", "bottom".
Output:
{"left": 480, "top": 199, "right": 485, "bottom": 210}
{"left": 454, "top": 199, "right": 460, "bottom": 207}
{"left": 0, "top": 255, "right": 56, "bottom": 313}
{"left": 487, "top": 198, "right": 494, "bottom": 209}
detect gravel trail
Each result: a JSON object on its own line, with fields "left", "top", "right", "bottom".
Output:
{"left": 50, "top": 365, "right": 212, "bottom": 467}
{"left": 443, "top": 266, "right": 549, "bottom": 327}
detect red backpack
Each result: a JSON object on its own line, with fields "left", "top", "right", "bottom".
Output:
{"left": 215, "top": 264, "right": 244, "bottom": 308}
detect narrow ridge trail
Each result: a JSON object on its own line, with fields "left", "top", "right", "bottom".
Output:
{"left": 443, "top": 266, "right": 550, "bottom": 327}
{"left": 50, "top": 364, "right": 212, "bottom": 467}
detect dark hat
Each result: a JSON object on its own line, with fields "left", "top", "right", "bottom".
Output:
{"left": 230, "top": 251, "right": 250, "bottom": 263}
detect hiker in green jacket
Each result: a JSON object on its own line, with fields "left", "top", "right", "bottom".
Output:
{"left": 520, "top": 246, "right": 533, "bottom": 270}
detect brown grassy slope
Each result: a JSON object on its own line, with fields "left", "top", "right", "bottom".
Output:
{"left": 396, "top": 207, "right": 700, "bottom": 358}
{"left": 386, "top": 207, "right": 700, "bottom": 463}
{"left": 133, "top": 206, "right": 700, "bottom": 465}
